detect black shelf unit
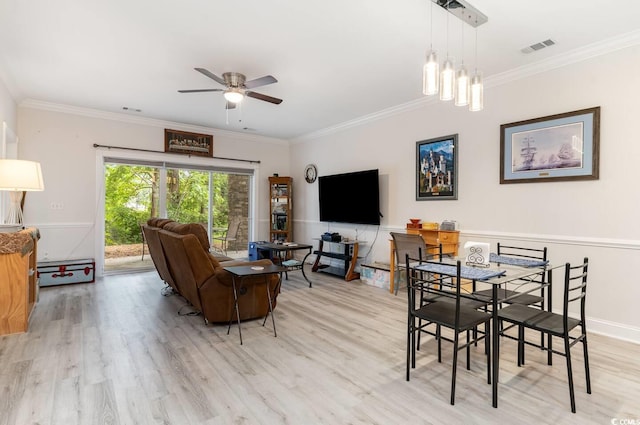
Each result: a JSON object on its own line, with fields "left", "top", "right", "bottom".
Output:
{"left": 311, "top": 239, "right": 360, "bottom": 281}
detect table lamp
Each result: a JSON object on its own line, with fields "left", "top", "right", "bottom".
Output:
{"left": 0, "top": 159, "right": 45, "bottom": 229}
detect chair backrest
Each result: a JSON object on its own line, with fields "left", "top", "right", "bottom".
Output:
{"left": 497, "top": 243, "right": 547, "bottom": 262}
{"left": 391, "top": 232, "right": 442, "bottom": 265}
{"left": 226, "top": 217, "right": 241, "bottom": 240}
{"left": 141, "top": 224, "right": 178, "bottom": 292}
{"left": 158, "top": 230, "right": 210, "bottom": 311}
{"left": 563, "top": 257, "right": 589, "bottom": 329}
{"left": 405, "top": 256, "right": 464, "bottom": 326}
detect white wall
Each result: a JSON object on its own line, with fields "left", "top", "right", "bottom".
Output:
{"left": 290, "top": 45, "right": 640, "bottom": 342}
{"left": 0, "top": 77, "right": 18, "bottom": 219}
{"left": 16, "top": 103, "right": 290, "bottom": 273}
{"left": 0, "top": 77, "right": 17, "bottom": 142}
{"left": 8, "top": 44, "right": 640, "bottom": 342}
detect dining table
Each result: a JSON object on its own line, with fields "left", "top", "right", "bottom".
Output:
{"left": 412, "top": 254, "right": 558, "bottom": 408}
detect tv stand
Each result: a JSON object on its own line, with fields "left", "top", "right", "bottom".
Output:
{"left": 312, "top": 239, "right": 360, "bottom": 281}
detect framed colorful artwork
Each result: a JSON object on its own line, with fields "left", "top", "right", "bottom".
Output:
{"left": 416, "top": 134, "right": 458, "bottom": 200}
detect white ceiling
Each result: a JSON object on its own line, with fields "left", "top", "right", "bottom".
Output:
{"left": 1, "top": 0, "right": 639, "bottom": 140}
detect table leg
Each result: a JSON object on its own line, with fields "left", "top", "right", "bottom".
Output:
{"left": 227, "top": 275, "right": 243, "bottom": 345}
{"left": 547, "top": 268, "right": 553, "bottom": 365}
{"left": 261, "top": 273, "right": 278, "bottom": 337}
{"left": 280, "top": 251, "right": 289, "bottom": 281}
{"left": 492, "top": 284, "right": 499, "bottom": 408}
{"left": 301, "top": 249, "right": 312, "bottom": 287}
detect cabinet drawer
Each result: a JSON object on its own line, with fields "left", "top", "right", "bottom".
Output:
{"left": 438, "top": 231, "right": 459, "bottom": 244}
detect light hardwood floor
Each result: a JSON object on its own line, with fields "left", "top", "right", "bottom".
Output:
{"left": 0, "top": 270, "right": 638, "bottom": 425}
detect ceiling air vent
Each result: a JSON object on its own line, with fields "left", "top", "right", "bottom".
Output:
{"left": 521, "top": 39, "right": 556, "bottom": 54}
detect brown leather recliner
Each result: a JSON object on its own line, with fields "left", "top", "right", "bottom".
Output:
{"left": 146, "top": 218, "right": 280, "bottom": 323}
{"left": 142, "top": 220, "right": 178, "bottom": 293}
{"left": 142, "top": 219, "right": 233, "bottom": 294}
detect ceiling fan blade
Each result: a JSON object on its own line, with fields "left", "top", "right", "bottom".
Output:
{"left": 194, "top": 68, "right": 226, "bottom": 85}
{"left": 178, "top": 88, "right": 224, "bottom": 93}
{"left": 225, "top": 101, "right": 237, "bottom": 110}
{"left": 246, "top": 91, "right": 283, "bottom": 104}
{"left": 244, "top": 75, "right": 277, "bottom": 89}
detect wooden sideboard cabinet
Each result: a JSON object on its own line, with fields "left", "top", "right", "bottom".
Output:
{"left": 389, "top": 228, "right": 459, "bottom": 294}
{"left": 0, "top": 227, "right": 39, "bottom": 336}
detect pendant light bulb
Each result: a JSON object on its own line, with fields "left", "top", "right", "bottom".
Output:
{"left": 440, "top": 58, "right": 455, "bottom": 101}
{"left": 455, "top": 66, "right": 470, "bottom": 106}
{"left": 469, "top": 71, "right": 484, "bottom": 111}
{"left": 423, "top": 51, "right": 439, "bottom": 96}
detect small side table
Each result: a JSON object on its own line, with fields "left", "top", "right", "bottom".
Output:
{"left": 223, "top": 264, "right": 286, "bottom": 344}
{"left": 255, "top": 242, "right": 313, "bottom": 287}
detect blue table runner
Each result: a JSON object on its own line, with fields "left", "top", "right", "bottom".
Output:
{"left": 489, "top": 253, "right": 548, "bottom": 267}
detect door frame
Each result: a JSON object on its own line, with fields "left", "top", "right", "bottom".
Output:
{"left": 95, "top": 149, "right": 259, "bottom": 277}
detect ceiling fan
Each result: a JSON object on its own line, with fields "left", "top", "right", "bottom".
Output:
{"left": 178, "top": 68, "right": 283, "bottom": 109}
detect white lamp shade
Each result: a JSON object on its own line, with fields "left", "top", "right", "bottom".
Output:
{"left": 0, "top": 159, "right": 45, "bottom": 191}
{"left": 422, "top": 51, "right": 439, "bottom": 96}
{"left": 439, "top": 59, "right": 455, "bottom": 101}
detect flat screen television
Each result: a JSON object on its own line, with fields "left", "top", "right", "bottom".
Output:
{"left": 318, "top": 169, "right": 380, "bottom": 225}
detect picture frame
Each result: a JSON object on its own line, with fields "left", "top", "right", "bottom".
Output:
{"left": 416, "top": 134, "right": 458, "bottom": 201}
{"left": 164, "top": 128, "right": 213, "bottom": 157}
{"left": 500, "top": 107, "right": 600, "bottom": 184}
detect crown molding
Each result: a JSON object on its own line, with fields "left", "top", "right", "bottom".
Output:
{"left": 486, "top": 28, "right": 640, "bottom": 89}
{"left": 18, "top": 99, "right": 289, "bottom": 146}
{"left": 294, "top": 29, "right": 640, "bottom": 143}
{"left": 291, "top": 96, "right": 437, "bottom": 143}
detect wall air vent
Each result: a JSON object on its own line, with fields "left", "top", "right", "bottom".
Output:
{"left": 521, "top": 39, "right": 556, "bottom": 54}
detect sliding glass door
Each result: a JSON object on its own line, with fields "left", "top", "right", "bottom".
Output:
{"left": 103, "top": 159, "right": 252, "bottom": 273}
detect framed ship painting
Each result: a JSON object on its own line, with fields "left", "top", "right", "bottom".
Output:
{"left": 416, "top": 134, "right": 458, "bottom": 200}
{"left": 164, "top": 129, "right": 213, "bottom": 157}
{"left": 500, "top": 107, "right": 600, "bottom": 184}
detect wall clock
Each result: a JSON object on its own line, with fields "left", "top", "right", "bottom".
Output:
{"left": 304, "top": 164, "right": 318, "bottom": 183}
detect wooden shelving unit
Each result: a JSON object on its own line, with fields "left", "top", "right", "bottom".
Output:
{"left": 269, "top": 176, "right": 293, "bottom": 242}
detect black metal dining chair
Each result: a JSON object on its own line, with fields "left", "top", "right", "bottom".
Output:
{"left": 497, "top": 257, "right": 591, "bottom": 413}
{"left": 473, "top": 243, "right": 547, "bottom": 305}
{"left": 405, "top": 256, "right": 492, "bottom": 405}
{"left": 472, "top": 243, "right": 548, "bottom": 347}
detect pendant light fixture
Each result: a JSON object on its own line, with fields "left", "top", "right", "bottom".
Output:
{"left": 439, "top": 1, "right": 455, "bottom": 101}
{"left": 422, "top": 1, "right": 439, "bottom": 96}
{"left": 455, "top": 20, "right": 470, "bottom": 106}
{"left": 422, "top": 0, "right": 487, "bottom": 111}
{"left": 469, "top": 19, "right": 484, "bottom": 111}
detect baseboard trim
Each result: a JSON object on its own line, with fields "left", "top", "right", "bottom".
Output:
{"left": 587, "top": 318, "right": 640, "bottom": 345}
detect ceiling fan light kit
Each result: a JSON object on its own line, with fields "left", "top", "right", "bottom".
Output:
{"left": 224, "top": 88, "right": 244, "bottom": 104}
{"left": 179, "top": 68, "right": 283, "bottom": 111}
{"left": 424, "top": 0, "right": 486, "bottom": 112}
